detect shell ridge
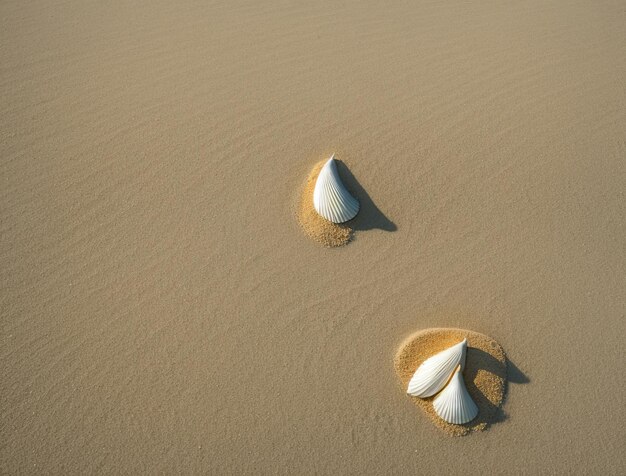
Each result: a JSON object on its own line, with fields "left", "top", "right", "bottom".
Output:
{"left": 407, "top": 340, "right": 467, "bottom": 397}
{"left": 323, "top": 180, "right": 341, "bottom": 222}
{"left": 327, "top": 182, "right": 343, "bottom": 219}
{"left": 312, "top": 156, "right": 360, "bottom": 223}
{"left": 432, "top": 369, "right": 478, "bottom": 425}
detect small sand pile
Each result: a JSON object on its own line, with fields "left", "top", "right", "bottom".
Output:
{"left": 297, "top": 160, "right": 353, "bottom": 247}
{"left": 394, "top": 328, "right": 507, "bottom": 436}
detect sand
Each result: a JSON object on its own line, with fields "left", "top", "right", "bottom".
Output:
{"left": 394, "top": 328, "right": 507, "bottom": 437}
{"left": 1, "top": 0, "right": 625, "bottom": 474}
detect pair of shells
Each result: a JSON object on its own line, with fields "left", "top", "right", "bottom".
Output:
{"left": 313, "top": 154, "right": 360, "bottom": 223}
{"left": 407, "top": 339, "right": 478, "bottom": 425}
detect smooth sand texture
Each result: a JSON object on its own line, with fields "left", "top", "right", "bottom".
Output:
{"left": 394, "top": 328, "right": 506, "bottom": 437}
{"left": 298, "top": 159, "right": 353, "bottom": 247}
{"left": 1, "top": 0, "right": 625, "bottom": 474}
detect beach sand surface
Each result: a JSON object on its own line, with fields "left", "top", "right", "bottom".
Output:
{"left": 1, "top": 0, "right": 625, "bottom": 473}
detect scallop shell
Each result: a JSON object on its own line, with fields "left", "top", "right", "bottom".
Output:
{"left": 432, "top": 367, "right": 478, "bottom": 425}
{"left": 407, "top": 338, "right": 467, "bottom": 398}
{"left": 313, "top": 154, "right": 360, "bottom": 223}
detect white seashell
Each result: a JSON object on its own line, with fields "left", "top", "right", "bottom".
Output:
{"left": 313, "top": 154, "right": 360, "bottom": 223}
{"left": 407, "top": 339, "right": 467, "bottom": 398}
{"left": 432, "top": 367, "right": 478, "bottom": 424}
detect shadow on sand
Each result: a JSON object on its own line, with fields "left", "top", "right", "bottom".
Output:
{"left": 335, "top": 159, "right": 397, "bottom": 233}
{"left": 463, "top": 348, "right": 530, "bottom": 430}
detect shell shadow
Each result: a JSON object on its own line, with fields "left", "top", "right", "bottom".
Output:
{"left": 507, "top": 359, "right": 530, "bottom": 384}
{"left": 460, "top": 348, "right": 530, "bottom": 431}
{"left": 335, "top": 160, "right": 397, "bottom": 232}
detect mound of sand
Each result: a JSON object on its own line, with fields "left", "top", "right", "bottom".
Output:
{"left": 394, "top": 328, "right": 507, "bottom": 436}
{"left": 297, "top": 160, "right": 353, "bottom": 247}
